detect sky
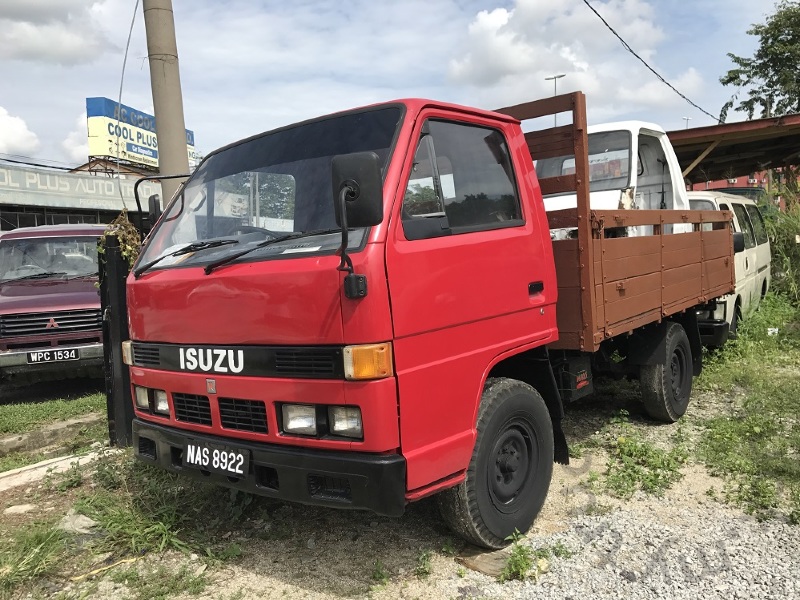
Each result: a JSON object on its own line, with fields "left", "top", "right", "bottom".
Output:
{"left": 0, "top": 0, "right": 780, "bottom": 168}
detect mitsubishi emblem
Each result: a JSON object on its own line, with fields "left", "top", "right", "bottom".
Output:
{"left": 206, "top": 379, "right": 217, "bottom": 394}
{"left": 46, "top": 318, "right": 59, "bottom": 329}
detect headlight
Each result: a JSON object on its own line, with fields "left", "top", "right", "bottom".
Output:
{"left": 281, "top": 404, "right": 317, "bottom": 435}
{"left": 343, "top": 343, "right": 393, "bottom": 380}
{"left": 328, "top": 406, "right": 362, "bottom": 439}
{"left": 121, "top": 340, "right": 133, "bottom": 366}
{"left": 153, "top": 390, "right": 170, "bottom": 415}
{"left": 134, "top": 385, "right": 150, "bottom": 410}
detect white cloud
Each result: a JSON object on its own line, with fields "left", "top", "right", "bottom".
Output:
{"left": 0, "top": 107, "right": 41, "bottom": 155}
{"left": 61, "top": 113, "right": 89, "bottom": 164}
{"left": 447, "top": 0, "right": 696, "bottom": 121}
{"left": 0, "top": 0, "right": 113, "bottom": 65}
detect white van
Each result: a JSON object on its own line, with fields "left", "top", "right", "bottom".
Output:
{"left": 688, "top": 191, "right": 772, "bottom": 344}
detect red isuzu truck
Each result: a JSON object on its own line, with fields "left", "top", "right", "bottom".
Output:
{"left": 123, "top": 92, "right": 737, "bottom": 548}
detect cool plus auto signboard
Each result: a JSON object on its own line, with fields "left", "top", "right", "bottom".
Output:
{"left": 86, "top": 97, "right": 197, "bottom": 169}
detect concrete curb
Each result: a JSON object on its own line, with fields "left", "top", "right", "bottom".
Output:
{"left": 0, "top": 413, "right": 105, "bottom": 457}
{"left": 0, "top": 450, "right": 111, "bottom": 492}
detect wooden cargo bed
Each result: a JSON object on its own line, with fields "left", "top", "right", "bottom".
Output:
{"left": 498, "top": 93, "right": 736, "bottom": 352}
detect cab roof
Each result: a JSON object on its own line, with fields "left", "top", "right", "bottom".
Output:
{"left": 0, "top": 224, "right": 107, "bottom": 241}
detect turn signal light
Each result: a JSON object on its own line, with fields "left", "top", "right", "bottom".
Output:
{"left": 343, "top": 343, "right": 393, "bottom": 380}
{"left": 121, "top": 340, "right": 133, "bottom": 365}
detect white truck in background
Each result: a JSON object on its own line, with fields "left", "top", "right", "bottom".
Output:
{"left": 535, "top": 121, "right": 692, "bottom": 238}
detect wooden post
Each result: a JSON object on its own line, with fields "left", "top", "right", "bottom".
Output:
{"left": 100, "top": 235, "right": 134, "bottom": 447}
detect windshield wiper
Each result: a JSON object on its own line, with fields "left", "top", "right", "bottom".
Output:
{"left": 204, "top": 229, "right": 340, "bottom": 275}
{"left": 3, "top": 271, "right": 69, "bottom": 282}
{"left": 134, "top": 239, "right": 239, "bottom": 278}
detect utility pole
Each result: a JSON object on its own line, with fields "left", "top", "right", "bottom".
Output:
{"left": 143, "top": 0, "right": 190, "bottom": 204}
{"left": 545, "top": 74, "right": 566, "bottom": 126}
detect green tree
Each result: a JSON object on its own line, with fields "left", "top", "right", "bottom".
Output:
{"left": 719, "top": 1, "right": 800, "bottom": 122}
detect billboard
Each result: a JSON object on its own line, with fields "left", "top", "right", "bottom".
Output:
{"left": 0, "top": 164, "right": 159, "bottom": 212}
{"left": 86, "top": 97, "right": 198, "bottom": 169}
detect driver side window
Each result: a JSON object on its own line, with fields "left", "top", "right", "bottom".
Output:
{"left": 401, "top": 120, "right": 522, "bottom": 241}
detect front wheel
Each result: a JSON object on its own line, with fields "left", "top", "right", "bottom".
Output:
{"left": 437, "top": 378, "right": 554, "bottom": 549}
{"left": 640, "top": 322, "right": 692, "bottom": 422}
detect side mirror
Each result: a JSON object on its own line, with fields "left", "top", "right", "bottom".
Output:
{"left": 148, "top": 193, "right": 162, "bottom": 227}
{"left": 733, "top": 231, "right": 745, "bottom": 254}
{"left": 331, "top": 151, "right": 383, "bottom": 228}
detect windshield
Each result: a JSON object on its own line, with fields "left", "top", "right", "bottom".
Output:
{"left": 535, "top": 130, "right": 632, "bottom": 193}
{"left": 138, "top": 106, "right": 403, "bottom": 269}
{"left": 0, "top": 236, "right": 100, "bottom": 281}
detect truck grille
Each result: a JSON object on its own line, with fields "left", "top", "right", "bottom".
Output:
{"left": 0, "top": 309, "right": 102, "bottom": 338}
{"left": 132, "top": 343, "right": 161, "bottom": 368}
{"left": 218, "top": 398, "right": 268, "bottom": 433}
{"left": 275, "top": 349, "right": 336, "bottom": 377}
{"left": 172, "top": 393, "right": 212, "bottom": 426}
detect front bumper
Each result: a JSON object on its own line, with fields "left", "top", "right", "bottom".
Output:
{"left": 698, "top": 319, "right": 730, "bottom": 347}
{"left": 0, "top": 342, "right": 104, "bottom": 376}
{"left": 133, "top": 419, "right": 407, "bottom": 517}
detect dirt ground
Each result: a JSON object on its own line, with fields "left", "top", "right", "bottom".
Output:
{"left": 0, "top": 381, "right": 749, "bottom": 600}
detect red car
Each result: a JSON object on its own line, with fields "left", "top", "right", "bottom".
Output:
{"left": 0, "top": 224, "right": 106, "bottom": 385}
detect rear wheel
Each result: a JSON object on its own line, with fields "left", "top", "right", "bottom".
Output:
{"left": 640, "top": 322, "right": 692, "bottom": 422}
{"left": 437, "top": 378, "right": 553, "bottom": 549}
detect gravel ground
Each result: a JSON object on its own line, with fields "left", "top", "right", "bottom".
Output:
{"left": 5, "top": 381, "right": 798, "bottom": 599}
{"left": 115, "top": 459, "right": 795, "bottom": 600}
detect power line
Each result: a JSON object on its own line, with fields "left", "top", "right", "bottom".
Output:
{"left": 581, "top": 0, "right": 720, "bottom": 123}
{"left": 113, "top": 0, "right": 142, "bottom": 211}
{"left": 0, "top": 156, "right": 74, "bottom": 171}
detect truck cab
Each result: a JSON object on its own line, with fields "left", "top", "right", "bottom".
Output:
{"left": 535, "top": 121, "right": 690, "bottom": 237}
{"left": 0, "top": 224, "right": 106, "bottom": 384}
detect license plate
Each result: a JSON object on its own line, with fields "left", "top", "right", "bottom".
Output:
{"left": 184, "top": 441, "right": 249, "bottom": 476}
{"left": 26, "top": 348, "right": 80, "bottom": 364}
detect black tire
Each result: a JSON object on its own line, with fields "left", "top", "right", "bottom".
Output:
{"left": 728, "top": 304, "right": 741, "bottom": 341}
{"left": 640, "top": 322, "right": 692, "bottom": 422}
{"left": 436, "top": 378, "right": 554, "bottom": 549}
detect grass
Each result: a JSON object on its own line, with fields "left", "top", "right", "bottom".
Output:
{"left": 0, "top": 451, "right": 47, "bottom": 473}
{"left": 696, "top": 293, "right": 800, "bottom": 521}
{"left": 0, "top": 523, "right": 66, "bottom": 598}
{"left": 0, "top": 392, "right": 105, "bottom": 435}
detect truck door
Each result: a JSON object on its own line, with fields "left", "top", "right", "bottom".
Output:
{"left": 384, "top": 115, "right": 557, "bottom": 491}
{"left": 725, "top": 202, "right": 758, "bottom": 315}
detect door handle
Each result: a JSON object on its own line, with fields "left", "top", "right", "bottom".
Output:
{"left": 528, "top": 281, "right": 544, "bottom": 295}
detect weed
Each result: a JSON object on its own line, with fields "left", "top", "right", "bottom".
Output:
{"left": 582, "top": 501, "right": 613, "bottom": 516}
{"left": 216, "top": 543, "right": 243, "bottom": 561}
{"left": 109, "top": 563, "right": 207, "bottom": 600}
{"left": 604, "top": 427, "right": 687, "bottom": 499}
{"left": 568, "top": 443, "right": 586, "bottom": 459}
{"left": 440, "top": 539, "right": 458, "bottom": 556}
{"left": 789, "top": 486, "right": 800, "bottom": 525}
{"left": 371, "top": 559, "right": 389, "bottom": 584}
{"left": 498, "top": 530, "right": 533, "bottom": 582}
{"left": 551, "top": 541, "right": 573, "bottom": 559}
{"left": 414, "top": 550, "right": 433, "bottom": 578}
{"left": 725, "top": 478, "right": 780, "bottom": 521}
{"left": 0, "top": 523, "right": 66, "bottom": 596}
{"left": 456, "top": 566, "right": 467, "bottom": 578}
{"left": 55, "top": 461, "right": 84, "bottom": 492}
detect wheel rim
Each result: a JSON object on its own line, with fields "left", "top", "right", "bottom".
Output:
{"left": 670, "top": 344, "right": 690, "bottom": 400}
{"left": 488, "top": 418, "right": 537, "bottom": 514}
